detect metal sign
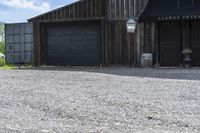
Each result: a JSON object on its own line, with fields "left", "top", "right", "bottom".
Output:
{"left": 158, "top": 15, "right": 200, "bottom": 21}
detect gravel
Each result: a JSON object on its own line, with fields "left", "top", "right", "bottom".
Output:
{"left": 0, "top": 67, "right": 200, "bottom": 133}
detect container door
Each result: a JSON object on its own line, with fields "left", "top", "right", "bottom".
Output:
{"left": 5, "top": 23, "right": 33, "bottom": 64}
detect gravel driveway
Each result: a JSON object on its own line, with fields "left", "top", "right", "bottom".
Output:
{"left": 0, "top": 67, "right": 200, "bottom": 133}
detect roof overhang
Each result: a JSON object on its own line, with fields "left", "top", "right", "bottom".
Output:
{"left": 139, "top": 0, "right": 200, "bottom": 22}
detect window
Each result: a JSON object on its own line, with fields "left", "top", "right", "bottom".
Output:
{"left": 178, "top": 0, "right": 194, "bottom": 8}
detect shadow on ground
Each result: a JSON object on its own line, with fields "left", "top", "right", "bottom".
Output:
{"left": 20, "top": 66, "right": 200, "bottom": 81}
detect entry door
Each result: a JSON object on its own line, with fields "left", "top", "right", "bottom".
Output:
{"left": 159, "top": 22, "right": 181, "bottom": 67}
{"left": 191, "top": 21, "right": 200, "bottom": 66}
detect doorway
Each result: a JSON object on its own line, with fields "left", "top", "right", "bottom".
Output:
{"left": 159, "top": 22, "right": 182, "bottom": 67}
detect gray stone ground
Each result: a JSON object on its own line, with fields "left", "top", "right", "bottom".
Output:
{"left": 0, "top": 67, "right": 200, "bottom": 133}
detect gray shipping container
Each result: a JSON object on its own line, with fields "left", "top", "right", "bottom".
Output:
{"left": 5, "top": 23, "right": 33, "bottom": 64}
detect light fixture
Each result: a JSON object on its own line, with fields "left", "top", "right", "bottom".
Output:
{"left": 126, "top": 19, "right": 137, "bottom": 33}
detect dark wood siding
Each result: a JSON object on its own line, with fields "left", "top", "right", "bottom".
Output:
{"left": 105, "top": 21, "right": 134, "bottom": 65}
{"left": 105, "top": 0, "right": 149, "bottom": 65}
{"left": 107, "top": 0, "right": 148, "bottom": 20}
{"left": 191, "top": 21, "right": 200, "bottom": 66}
{"left": 29, "top": 0, "right": 106, "bottom": 22}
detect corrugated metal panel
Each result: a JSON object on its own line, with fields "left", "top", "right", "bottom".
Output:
{"left": 0, "top": 23, "right": 4, "bottom": 43}
{"left": 5, "top": 23, "right": 33, "bottom": 64}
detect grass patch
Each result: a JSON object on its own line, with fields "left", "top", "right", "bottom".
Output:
{"left": 0, "top": 59, "right": 15, "bottom": 70}
{"left": 0, "top": 58, "right": 33, "bottom": 70}
{"left": 0, "top": 65, "right": 16, "bottom": 70}
{"left": 0, "top": 58, "right": 5, "bottom": 66}
{"left": 0, "top": 64, "right": 33, "bottom": 70}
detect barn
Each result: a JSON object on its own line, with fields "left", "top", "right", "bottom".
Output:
{"left": 28, "top": 0, "right": 200, "bottom": 67}
{"left": 28, "top": 0, "right": 147, "bottom": 66}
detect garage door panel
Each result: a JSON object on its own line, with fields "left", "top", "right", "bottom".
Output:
{"left": 46, "top": 25, "right": 100, "bottom": 66}
{"left": 69, "top": 56, "right": 100, "bottom": 65}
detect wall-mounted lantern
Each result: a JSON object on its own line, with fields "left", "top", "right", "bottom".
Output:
{"left": 126, "top": 19, "right": 137, "bottom": 33}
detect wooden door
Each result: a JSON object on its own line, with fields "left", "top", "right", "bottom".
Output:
{"left": 159, "top": 22, "right": 181, "bottom": 67}
{"left": 191, "top": 21, "right": 200, "bottom": 66}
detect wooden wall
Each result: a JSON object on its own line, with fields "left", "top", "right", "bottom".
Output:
{"left": 29, "top": 0, "right": 106, "bottom": 22}
{"left": 134, "top": 22, "right": 157, "bottom": 66}
{"left": 105, "top": 0, "right": 149, "bottom": 66}
{"left": 107, "top": 0, "right": 149, "bottom": 20}
{"left": 32, "top": 23, "right": 40, "bottom": 66}
{"left": 104, "top": 21, "right": 134, "bottom": 65}
{"left": 30, "top": 0, "right": 149, "bottom": 22}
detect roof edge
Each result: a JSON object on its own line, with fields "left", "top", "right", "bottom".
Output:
{"left": 28, "top": 1, "right": 81, "bottom": 22}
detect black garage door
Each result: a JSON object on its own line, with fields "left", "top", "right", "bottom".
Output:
{"left": 46, "top": 25, "right": 101, "bottom": 66}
